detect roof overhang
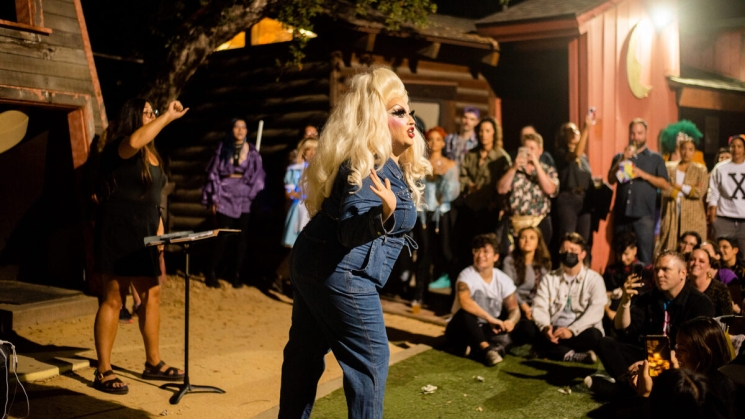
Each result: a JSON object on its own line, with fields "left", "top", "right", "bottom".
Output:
{"left": 668, "top": 76, "right": 745, "bottom": 113}
{"left": 475, "top": 0, "right": 626, "bottom": 42}
{"left": 317, "top": 5, "right": 499, "bottom": 70}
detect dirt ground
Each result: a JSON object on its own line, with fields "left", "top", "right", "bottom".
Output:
{"left": 7, "top": 275, "right": 444, "bottom": 419}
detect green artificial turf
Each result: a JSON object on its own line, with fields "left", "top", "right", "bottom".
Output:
{"left": 311, "top": 347, "right": 606, "bottom": 418}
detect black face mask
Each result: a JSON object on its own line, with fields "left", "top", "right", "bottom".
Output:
{"left": 560, "top": 252, "right": 580, "bottom": 268}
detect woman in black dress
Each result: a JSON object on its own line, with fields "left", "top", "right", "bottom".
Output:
{"left": 92, "top": 98, "right": 188, "bottom": 394}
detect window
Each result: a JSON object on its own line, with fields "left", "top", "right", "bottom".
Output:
{"left": 0, "top": 0, "right": 48, "bottom": 34}
{"left": 250, "top": 17, "right": 316, "bottom": 46}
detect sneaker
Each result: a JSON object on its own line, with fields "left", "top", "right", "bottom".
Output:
{"left": 564, "top": 350, "right": 597, "bottom": 364}
{"left": 428, "top": 275, "right": 451, "bottom": 290}
{"left": 584, "top": 373, "right": 619, "bottom": 398}
{"left": 119, "top": 306, "right": 133, "bottom": 324}
{"left": 483, "top": 347, "right": 504, "bottom": 366}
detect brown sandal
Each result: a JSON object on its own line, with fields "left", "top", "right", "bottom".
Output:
{"left": 93, "top": 369, "right": 129, "bottom": 394}
{"left": 142, "top": 360, "right": 184, "bottom": 381}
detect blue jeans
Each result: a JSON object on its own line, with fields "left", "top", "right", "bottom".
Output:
{"left": 615, "top": 215, "right": 655, "bottom": 265}
{"left": 278, "top": 250, "right": 390, "bottom": 419}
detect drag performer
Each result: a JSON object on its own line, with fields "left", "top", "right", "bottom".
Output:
{"left": 278, "top": 67, "right": 430, "bottom": 418}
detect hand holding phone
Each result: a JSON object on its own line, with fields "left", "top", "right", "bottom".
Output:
{"left": 587, "top": 107, "right": 597, "bottom": 125}
{"left": 515, "top": 147, "right": 529, "bottom": 169}
{"left": 645, "top": 335, "right": 672, "bottom": 377}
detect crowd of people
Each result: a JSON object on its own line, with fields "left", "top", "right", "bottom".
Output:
{"left": 89, "top": 67, "right": 745, "bottom": 418}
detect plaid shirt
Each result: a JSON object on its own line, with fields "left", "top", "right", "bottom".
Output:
{"left": 444, "top": 132, "right": 478, "bottom": 167}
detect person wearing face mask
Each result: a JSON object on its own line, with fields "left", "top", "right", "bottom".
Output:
{"left": 527, "top": 233, "right": 606, "bottom": 364}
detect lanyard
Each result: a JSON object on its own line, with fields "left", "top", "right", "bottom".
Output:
{"left": 662, "top": 299, "right": 672, "bottom": 336}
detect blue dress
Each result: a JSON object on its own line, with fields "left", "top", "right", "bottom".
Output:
{"left": 282, "top": 162, "right": 309, "bottom": 247}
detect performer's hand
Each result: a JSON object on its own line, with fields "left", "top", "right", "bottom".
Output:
{"left": 369, "top": 169, "right": 396, "bottom": 222}
{"left": 210, "top": 204, "right": 217, "bottom": 215}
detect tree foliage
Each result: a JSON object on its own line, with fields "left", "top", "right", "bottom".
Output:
{"left": 95, "top": 0, "right": 435, "bottom": 108}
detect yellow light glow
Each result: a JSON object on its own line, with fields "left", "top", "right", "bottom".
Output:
{"left": 250, "top": 17, "right": 317, "bottom": 46}
{"left": 215, "top": 31, "right": 246, "bottom": 51}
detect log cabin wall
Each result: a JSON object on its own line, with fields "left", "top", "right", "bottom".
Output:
{"left": 0, "top": 0, "right": 106, "bottom": 134}
{"left": 0, "top": 0, "right": 106, "bottom": 290}
{"left": 165, "top": 41, "right": 332, "bottom": 238}
{"left": 333, "top": 54, "right": 497, "bottom": 135}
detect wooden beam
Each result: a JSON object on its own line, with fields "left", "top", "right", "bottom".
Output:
{"left": 0, "top": 18, "right": 51, "bottom": 35}
{"left": 67, "top": 107, "right": 90, "bottom": 169}
{"left": 417, "top": 42, "right": 440, "bottom": 60}
{"left": 677, "top": 86, "right": 745, "bottom": 113}
{"left": 568, "top": 38, "right": 579, "bottom": 126}
{"left": 74, "top": 0, "right": 107, "bottom": 131}
{"left": 482, "top": 51, "right": 499, "bottom": 67}
{"left": 477, "top": 19, "right": 579, "bottom": 43}
{"left": 354, "top": 33, "right": 376, "bottom": 52}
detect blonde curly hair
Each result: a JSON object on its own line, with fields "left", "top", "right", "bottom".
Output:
{"left": 302, "top": 67, "right": 431, "bottom": 216}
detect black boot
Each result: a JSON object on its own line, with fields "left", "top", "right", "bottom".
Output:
{"left": 205, "top": 271, "right": 221, "bottom": 288}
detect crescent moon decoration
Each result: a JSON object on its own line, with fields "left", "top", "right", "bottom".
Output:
{"left": 0, "top": 110, "right": 29, "bottom": 154}
{"left": 626, "top": 21, "right": 653, "bottom": 99}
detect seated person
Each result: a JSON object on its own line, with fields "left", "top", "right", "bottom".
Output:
{"left": 630, "top": 317, "right": 736, "bottom": 418}
{"left": 718, "top": 237, "right": 745, "bottom": 314}
{"left": 523, "top": 232, "right": 607, "bottom": 364}
{"left": 590, "top": 250, "right": 715, "bottom": 392}
{"left": 678, "top": 230, "right": 702, "bottom": 259}
{"left": 699, "top": 241, "right": 739, "bottom": 287}
{"left": 718, "top": 237, "right": 745, "bottom": 282}
{"left": 446, "top": 233, "right": 520, "bottom": 366}
{"left": 688, "top": 247, "right": 734, "bottom": 317}
{"left": 501, "top": 226, "right": 552, "bottom": 321}
{"left": 602, "top": 231, "right": 653, "bottom": 335}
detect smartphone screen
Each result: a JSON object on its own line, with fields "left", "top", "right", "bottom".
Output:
{"left": 645, "top": 335, "right": 672, "bottom": 377}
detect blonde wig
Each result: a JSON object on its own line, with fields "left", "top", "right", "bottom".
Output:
{"left": 296, "top": 138, "right": 318, "bottom": 164}
{"left": 302, "top": 67, "right": 431, "bottom": 216}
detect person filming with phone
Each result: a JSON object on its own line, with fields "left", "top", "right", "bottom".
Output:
{"left": 497, "top": 132, "right": 558, "bottom": 244}
{"left": 588, "top": 250, "right": 714, "bottom": 396}
{"left": 626, "top": 317, "right": 737, "bottom": 418}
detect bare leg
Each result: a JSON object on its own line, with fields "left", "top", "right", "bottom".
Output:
{"left": 93, "top": 275, "right": 128, "bottom": 388}
{"left": 133, "top": 277, "right": 183, "bottom": 374}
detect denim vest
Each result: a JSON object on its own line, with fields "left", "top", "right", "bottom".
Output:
{"left": 292, "top": 158, "right": 418, "bottom": 289}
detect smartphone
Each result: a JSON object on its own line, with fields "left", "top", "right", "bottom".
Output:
{"left": 644, "top": 335, "right": 672, "bottom": 377}
{"left": 517, "top": 146, "right": 529, "bottom": 159}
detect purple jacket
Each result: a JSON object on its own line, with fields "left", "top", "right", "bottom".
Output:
{"left": 202, "top": 142, "right": 265, "bottom": 218}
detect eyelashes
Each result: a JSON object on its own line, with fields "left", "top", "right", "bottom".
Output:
{"left": 390, "top": 109, "right": 415, "bottom": 118}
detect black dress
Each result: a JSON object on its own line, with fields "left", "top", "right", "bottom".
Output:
{"left": 95, "top": 137, "right": 166, "bottom": 277}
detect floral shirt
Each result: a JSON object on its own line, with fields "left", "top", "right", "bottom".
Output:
{"left": 508, "top": 163, "right": 559, "bottom": 217}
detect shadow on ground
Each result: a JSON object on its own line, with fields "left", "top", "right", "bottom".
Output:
{"left": 385, "top": 326, "right": 446, "bottom": 348}
{"left": 8, "top": 379, "right": 153, "bottom": 419}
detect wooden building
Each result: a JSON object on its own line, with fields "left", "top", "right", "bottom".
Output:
{"left": 476, "top": 0, "right": 680, "bottom": 271}
{"left": 163, "top": 10, "right": 500, "bottom": 277}
{"left": 0, "top": 0, "right": 106, "bottom": 289}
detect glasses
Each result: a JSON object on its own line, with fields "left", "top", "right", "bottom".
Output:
{"left": 143, "top": 109, "right": 159, "bottom": 118}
